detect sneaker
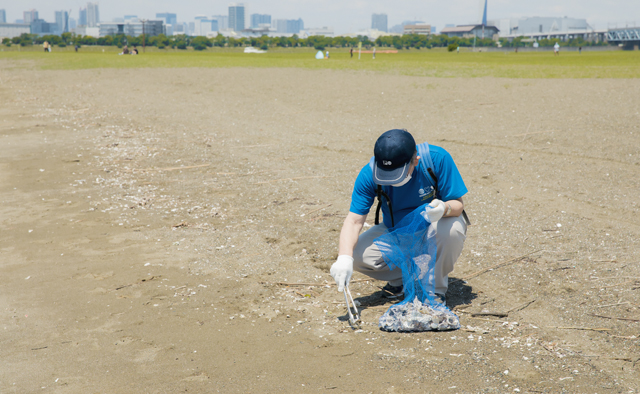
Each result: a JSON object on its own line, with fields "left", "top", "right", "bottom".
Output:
{"left": 381, "top": 283, "right": 404, "bottom": 299}
{"left": 434, "top": 293, "right": 447, "bottom": 306}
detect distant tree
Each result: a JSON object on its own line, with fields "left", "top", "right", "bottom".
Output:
{"left": 61, "top": 32, "right": 72, "bottom": 44}
{"left": 191, "top": 36, "right": 210, "bottom": 51}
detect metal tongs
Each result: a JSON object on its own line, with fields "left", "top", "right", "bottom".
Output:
{"left": 343, "top": 285, "right": 361, "bottom": 327}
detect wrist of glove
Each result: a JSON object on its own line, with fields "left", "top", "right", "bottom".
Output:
{"left": 330, "top": 255, "right": 354, "bottom": 292}
{"left": 423, "top": 199, "right": 446, "bottom": 223}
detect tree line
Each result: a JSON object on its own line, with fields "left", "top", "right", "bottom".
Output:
{"left": 3, "top": 32, "right": 608, "bottom": 51}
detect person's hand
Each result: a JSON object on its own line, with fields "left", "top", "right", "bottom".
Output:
{"left": 330, "top": 255, "right": 354, "bottom": 292}
{"left": 424, "top": 199, "right": 446, "bottom": 223}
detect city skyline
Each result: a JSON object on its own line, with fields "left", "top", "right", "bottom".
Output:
{"left": 3, "top": 0, "right": 639, "bottom": 34}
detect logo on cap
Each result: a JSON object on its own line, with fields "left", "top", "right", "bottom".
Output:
{"left": 383, "top": 160, "right": 392, "bottom": 165}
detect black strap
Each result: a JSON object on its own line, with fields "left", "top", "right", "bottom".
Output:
{"left": 426, "top": 167, "right": 439, "bottom": 199}
{"left": 374, "top": 185, "right": 394, "bottom": 228}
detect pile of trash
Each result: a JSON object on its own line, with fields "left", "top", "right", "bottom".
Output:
{"left": 374, "top": 203, "right": 461, "bottom": 332}
{"left": 379, "top": 296, "right": 460, "bottom": 332}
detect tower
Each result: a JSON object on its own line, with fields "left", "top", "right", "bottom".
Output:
{"left": 481, "top": 0, "right": 487, "bottom": 26}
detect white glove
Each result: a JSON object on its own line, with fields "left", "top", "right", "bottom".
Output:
{"left": 424, "top": 199, "right": 446, "bottom": 223}
{"left": 330, "top": 255, "right": 354, "bottom": 292}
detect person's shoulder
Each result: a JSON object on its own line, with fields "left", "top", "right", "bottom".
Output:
{"left": 422, "top": 144, "right": 450, "bottom": 158}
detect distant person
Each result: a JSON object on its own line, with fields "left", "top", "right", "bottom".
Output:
{"left": 579, "top": 46, "right": 582, "bottom": 54}
{"left": 373, "top": 47, "right": 376, "bottom": 59}
{"left": 350, "top": 47, "right": 353, "bottom": 58}
{"left": 43, "top": 41, "right": 49, "bottom": 53}
{"left": 122, "top": 45, "right": 130, "bottom": 55}
{"left": 75, "top": 44, "right": 79, "bottom": 52}
{"left": 325, "top": 50, "right": 330, "bottom": 59}
{"left": 456, "top": 46, "right": 459, "bottom": 54}
{"left": 554, "top": 42, "right": 560, "bottom": 56}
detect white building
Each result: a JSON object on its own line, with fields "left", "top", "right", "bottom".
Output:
{"left": 73, "top": 26, "right": 99, "bottom": 37}
{"left": 211, "top": 15, "right": 228, "bottom": 31}
{"left": 488, "top": 16, "right": 589, "bottom": 37}
{"left": 344, "top": 28, "right": 400, "bottom": 40}
{"left": 300, "top": 27, "right": 333, "bottom": 37}
{"left": 0, "top": 23, "right": 30, "bottom": 39}
{"left": 194, "top": 15, "right": 214, "bottom": 36}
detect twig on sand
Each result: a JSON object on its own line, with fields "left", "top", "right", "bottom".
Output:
{"left": 591, "top": 280, "right": 636, "bottom": 289}
{"left": 463, "top": 316, "right": 506, "bottom": 323}
{"left": 512, "top": 130, "right": 555, "bottom": 137}
{"left": 450, "top": 250, "right": 542, "bottom": 284}
{"left": 471, "top": 312, "right": 509, "bottom": 318}
{"left": 609, "top": 357, "right": 640, "bottom": 366}
{"left": 159, "top": 164, "right": 210, "bottom": 171}
{"left": 254, "top": 176, "right": 332, "bottom": 184}
{"left": 607, "top": 334, "right": 637, "bottom": 339}
{"left": 589, "top": 313, "right": 640, "bottom": 323}
{"left": 230, "top": 144, "right": 273, "bottom": 149}
{"left": 260, "top": 278, "right": 372, "bottom": 287}
{"left": 115, "top": 275, "right": 160, "bottom": 290}
{"left": 301, "top": 204, "right": 332, "bottom": 216}
{"left": 595, "top": 300, "right": 630, "bottom": 308}
{"left": 507, "top": 299, "right": 537, "bottom": 313}
{"left": 548, "top": 326, "right": 612, "bottom": 332}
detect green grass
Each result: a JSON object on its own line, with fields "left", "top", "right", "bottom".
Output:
{"left": 1, "top": 46, "right": 639, "bottom": 78}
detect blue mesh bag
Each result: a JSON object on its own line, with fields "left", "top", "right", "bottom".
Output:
{"left": 374, "top": 203, "right": 461, "bottom": 332}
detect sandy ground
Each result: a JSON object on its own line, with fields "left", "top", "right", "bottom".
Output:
{"left": 1, "top": 62, "right": 639, "bottom": 393}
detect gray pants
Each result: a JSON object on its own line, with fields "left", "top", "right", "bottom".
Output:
{"left": 352, "top": 216, "right": 467, "bottom": 295}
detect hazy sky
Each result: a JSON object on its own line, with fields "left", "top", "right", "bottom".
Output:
{"left": 5, "top": 0, "right": 639, "bottom": 34}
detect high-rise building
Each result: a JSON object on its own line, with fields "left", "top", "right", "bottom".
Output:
{"left": 211, "top": 15, "right": 228, "bottom": 30}
{"left": 228, "top": 3, "right": 245, "bottom": 31}
{"left": 372, "top": 13, "right": 388, "bottom": 32}
{"left": 78, "top": 7, "right": 87, "bottom": 26}
{"left": 287, "top": 18, "right": 303, "bottom": 34}
{"left": 86, "top": 2, "right": 99, "bottom": 27}
{"left": 69, "top": 17, "right": 77, "bottom": 30}
{"left": 273, "top": 18, "right": 303, "bottom": 34}
{"left": 0, "top": 9, "right": 6, "bottom": 24}
{"left": 251, "top": 13, "right": 271, "bottom": 28}
{"left": 24, "top": 9, "right": 39, "bottom": 24}
{"left": 156, "top": 13, "right": 177, "bottom": 26}
{"left": 55, "top": 10, "right": 69, "bottom": 33}
{"left": 124, "top": 15, "right": 138, "bottom": 22}
{"left": 194, "top": 15, "right": 214, "bottom": 35}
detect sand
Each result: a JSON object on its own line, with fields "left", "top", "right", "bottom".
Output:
{"left": 1, "top": 63, "right": 639, "bottom": 393}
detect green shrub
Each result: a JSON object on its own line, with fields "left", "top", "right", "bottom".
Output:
{"left": 447, "top": 43, "right": 457, "bottom": 52}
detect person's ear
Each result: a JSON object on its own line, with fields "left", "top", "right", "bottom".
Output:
{"left": 414, "top": 155, "right": 421, "bottom": 165}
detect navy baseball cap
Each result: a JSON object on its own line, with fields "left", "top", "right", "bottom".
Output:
{"left": 373, "top": 129, "right": 416, "bottom": 185}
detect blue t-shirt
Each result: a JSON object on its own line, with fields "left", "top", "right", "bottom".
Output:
{"left": 349, "top": 145, "right": 467, "bottom": 228}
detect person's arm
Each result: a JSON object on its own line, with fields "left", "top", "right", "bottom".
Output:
{"left": 443, "top": 197, "right": 464, "bottom": 218}
{"left": 338, "top": 212, "right": 367, "bottom": 257}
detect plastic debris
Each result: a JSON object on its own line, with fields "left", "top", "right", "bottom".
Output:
{"left": 375, "top": 203, "right": 461, "bottom": 332}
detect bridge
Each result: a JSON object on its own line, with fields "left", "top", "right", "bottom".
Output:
{"left": 607, "top": 27, "right": 640, "bottom": 44}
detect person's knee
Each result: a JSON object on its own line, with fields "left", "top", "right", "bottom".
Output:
{"left": 436, "top": 218, "right": 466, "bottom": 244}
